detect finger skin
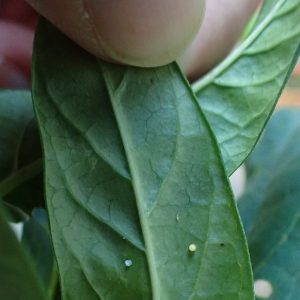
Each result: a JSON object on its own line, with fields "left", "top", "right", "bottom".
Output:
{"left": 0, "top": 21, "right": 34, "bottom": 75}
{"left": 0, "top": 1, "right": 35, "bottom": 88}
{"left": 180, "top": 0, "right": 261, "bottom": 79}
{"left": 25, "top": 0, "right": 205, "bottom": 67}
{"left": 0, "top": 0, "right": 37, "bottom": 28}
{"left": 0, "top": 59, "right": 29, "bottom": 88}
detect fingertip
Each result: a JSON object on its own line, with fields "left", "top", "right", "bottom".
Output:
{"left": 26, "top": 0, "right": 205, "bottom": 67}
{"left": 84, "top": 0, "right": 205, "bottom": 67}
{"left": 0, "top": 58, "right": 30, "bottom": 88}
{"left": 0, "top": 21, "right": 34, "bottom": 75}
{"left": 180, "top": 0, "right": 261, "bottom": 79}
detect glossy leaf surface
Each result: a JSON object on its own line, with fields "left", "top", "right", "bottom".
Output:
{"left": 32, "top": 20, "right": 253, "bottom": 300}
{"left": 239, "top": 109, "right": 300, "bottom": 299}
{"left": 193, "top": 0, "right": 300, "bottom": 175}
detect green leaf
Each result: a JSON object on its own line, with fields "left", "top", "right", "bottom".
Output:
{"left": 32, "top": 20, "right": 253, "bottom": 300}
{"left": 1, "top": 160, "right": 44, "bottom": 212}
{"left": 0, "top": 90, "right": 43, "bottom": 211}
{"left": 0, "top": 159, "right": 42, "bottom": 196}
{"left": 0, "top": 90, "right": 34, "bottom": 179}
{"left": 239, "top": 109, "right": 300, "bottom": 299}
{"left": 2, "top": 201, "right": 29, "bottom": 222}
{"left": 22, "top": 208, "right": 58, "bottom": 299}
{"left": 193, "top": 0, "right": 300, "bottom": 175}
{"left": 239, "top": 108, "right": 300, "bottom": 233}
{"left": 0, "top": 201, "right": 47, "bottom": 300}
{"left": 253, "top": 0, "right": 278, "bottom": 26}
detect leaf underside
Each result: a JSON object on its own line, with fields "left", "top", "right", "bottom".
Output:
{"left": 32, "top": 20, "right": 253, "bottom": 300}
{"left": 193, "top": 0, "right": 300, "bottom": 175}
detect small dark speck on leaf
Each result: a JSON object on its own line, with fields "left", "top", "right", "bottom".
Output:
{"left": 220, "top": 243, "right": 225, "bottom": 247}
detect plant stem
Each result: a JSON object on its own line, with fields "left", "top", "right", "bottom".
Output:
{"left": 0, "top": 159, "right": 43, "bottom": 197}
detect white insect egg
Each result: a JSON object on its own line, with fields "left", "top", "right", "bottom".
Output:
{"left": 124, "top": 259, "right": 133, "bottom": 268}
{"left": 188, "top": 244, "right": 197, "bottom": 252}
{"left": 254, "top": 279, "right": 273, "bottom": 299}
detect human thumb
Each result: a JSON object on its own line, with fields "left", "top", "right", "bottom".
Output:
{"left": 26, "top": 0, "right": 205, "bottom": 67}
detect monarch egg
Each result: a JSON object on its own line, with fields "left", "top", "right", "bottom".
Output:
{"left": 188, "top": 244, "right": 197, "bottom": 252}
{"left": 124, "top": 259, "right": 133, "bottom": 267}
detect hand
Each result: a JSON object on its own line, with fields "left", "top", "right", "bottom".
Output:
{"left": 0, "top": 0, "right": 260, "bottom": 88}
{"left": 0, "top": 0, "right": 36, "bottom": 87}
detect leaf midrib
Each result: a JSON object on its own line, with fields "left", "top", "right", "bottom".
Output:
{"left": 192, "top": 0, "right": 288, "bottom": 93}
{"left": 42, "top": 79, "right": 131, "bottom": 181}
{"left": 44, "top": 85, "right": 145, "bottom": 252}
{"left": 101, "top": 67, "right": 159, "bottom": 300}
